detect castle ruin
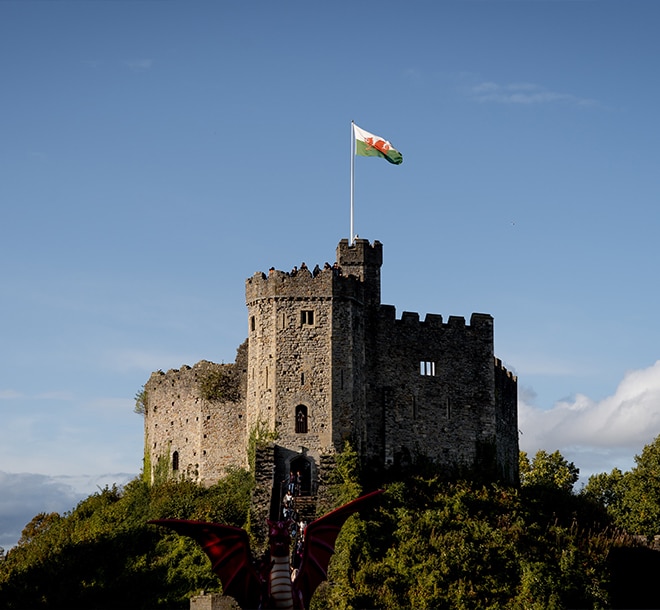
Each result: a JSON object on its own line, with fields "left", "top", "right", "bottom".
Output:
{"left": 143, "top": 238, "right": 518, "bottom": 506}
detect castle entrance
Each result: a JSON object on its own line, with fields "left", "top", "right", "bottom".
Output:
{"left": 289, "top": 456, "right": 312, "bottom": 496}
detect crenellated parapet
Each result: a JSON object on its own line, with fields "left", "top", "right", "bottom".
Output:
{"left": 378, "top": 307, "right": 494, "bottom": 335}
{"left": 494, "top": 357, "right": 517, "bottom": 383}
{"left": 244, "top": 267, "right": 364, "bottom": 306}
{"left": 337, "top": 238, "right": 382, "bottom": 306}
{"left": 336, "top": 238, "right": 382, "bottom": 275}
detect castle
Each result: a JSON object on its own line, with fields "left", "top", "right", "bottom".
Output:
{"left": 143, "top": 238, "right": 518, "bottom": 503}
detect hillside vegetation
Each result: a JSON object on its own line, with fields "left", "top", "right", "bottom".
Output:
{"left": 2, "top": 439, "right": 660, "bottom": 609}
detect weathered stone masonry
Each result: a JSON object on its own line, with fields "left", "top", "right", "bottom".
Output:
{"left": 143, "top": 238, "right": 518, "bottom": 500}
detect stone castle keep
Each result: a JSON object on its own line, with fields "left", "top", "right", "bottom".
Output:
{"left": 143, "top": 238, "right": 519, "bottom": 500}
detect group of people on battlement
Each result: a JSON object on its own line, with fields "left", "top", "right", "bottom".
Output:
{"left": 263, "top": 261, "right": 343, "bottom": 280}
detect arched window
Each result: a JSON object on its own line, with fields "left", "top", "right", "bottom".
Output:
{"left": 172, "top": 450, "right": 179, "bottom": 471}
{"left": 295, "top": 405, "right": 308, "bottom": 434}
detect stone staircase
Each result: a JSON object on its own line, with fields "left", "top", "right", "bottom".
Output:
{"left": 291, "top": 495, "right": 317, "bottom": 522}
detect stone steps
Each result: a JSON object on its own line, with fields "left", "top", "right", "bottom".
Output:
{"left": 289, "top": 495, "right": 316, "bottom": 522}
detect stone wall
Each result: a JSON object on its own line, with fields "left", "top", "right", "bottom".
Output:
{"left": 144, "top": 237, "right": 518, "bottom": 489}
{"left": 189, "top": 593, "right": 240, "bottom": 610}
{"left": 494, "top": 358, "right": 519, "bottom": 482}
{"left": 367, "top": 310, "right": 497, "bottom": 470}
{"left": 144, "top": 357, "right": 248, "bottom": 486}
{"left": 249, "top": 443, "right": 275, "bottom": 550}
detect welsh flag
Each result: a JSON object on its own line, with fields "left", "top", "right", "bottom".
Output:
{"left": 354, "top": 124, "right": 403, "bottom": 165}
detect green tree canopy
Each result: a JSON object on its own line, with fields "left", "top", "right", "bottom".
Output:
{"left": 519, "top": 449, "right": 580, "bottom": 492}
{"left": 583, "top": 434, "right": 660, "bottom": 537}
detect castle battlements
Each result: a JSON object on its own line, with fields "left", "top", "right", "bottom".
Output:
{"left": 378, "top": 307, "right": 495, "bottom": 332}
{"left": 245, "top": 267, "right": 364, "bottom": 305}
{"left": 495, "top": 357, "right": 517, "bottom": 382}
{"left": 144, "top": 237, "right": 519, "bottom": 493}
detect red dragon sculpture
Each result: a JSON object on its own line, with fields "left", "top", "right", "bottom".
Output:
{"left": 149, "top": 489, "right": 383, "bottom": 610}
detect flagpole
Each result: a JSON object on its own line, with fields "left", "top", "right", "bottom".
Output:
{"left": 350, "top": 120, "right": 355, "bottom": 246}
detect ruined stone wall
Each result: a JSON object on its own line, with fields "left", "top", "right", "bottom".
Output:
{"left": 144, "top": 359, "right": 248, "bottom": 486}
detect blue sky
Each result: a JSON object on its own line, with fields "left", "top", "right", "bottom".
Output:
{"left": 2, "top": 0, "right": 660, "bottom": 550}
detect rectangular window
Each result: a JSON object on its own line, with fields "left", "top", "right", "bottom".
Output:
{"left": 420, "top": 361, "right": 436, "bottom": 376}
{"left": 300, "top": 310, "right": 315, "bottom": 326}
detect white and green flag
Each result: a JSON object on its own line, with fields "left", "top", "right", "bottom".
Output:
{"left": 353, "top": 123, "right": 403, "bottom": 165}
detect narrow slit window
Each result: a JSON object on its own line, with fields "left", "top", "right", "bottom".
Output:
{"left": 295, "top": 405, "right": 308, "bottom": 433}
{"left": 250, "top": 316, "right": 256, "bottom": 332}
{"left": 172, "top": 450, "right": 179, "bottom": 471}
{"left": 300, "top": 310, "right": 314, "bottom": 326}
{"left": 420, "top": 360, "right": 436, "bottom": 376}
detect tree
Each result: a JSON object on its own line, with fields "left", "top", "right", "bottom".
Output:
{"left": 519, "top": 450, "right": 580, "bottom": 492}
{"left": 134, "top": 386, "right": 146, "bottom": 415}
{"left": 17, "top": 512, "right": 61, "bottom": 546}
{"left": 581, "top": 468, "right": 625, "bottom": 509}
{"left": 585, "top": 434, "right": 660, "bottom": 537}
{"left": 625, "top": 434, "right": 660, "bottom": 536}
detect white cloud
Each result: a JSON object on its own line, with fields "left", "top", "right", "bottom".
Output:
{"left": 470, "top": 81, "right": 597, "bottom": 106}
{"left": 519, "top": 360, "right": 660, "bottom": 477}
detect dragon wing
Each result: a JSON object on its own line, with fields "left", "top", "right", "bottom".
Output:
{"left": 149, "top": 518, "right": 263, "bottom": 609}
{"left": 293, "top": 489, "right": 383, "bottom": 608}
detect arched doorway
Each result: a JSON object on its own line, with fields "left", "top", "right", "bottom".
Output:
{"left": 289, "top": 455, "right": 312, "bottom": 496}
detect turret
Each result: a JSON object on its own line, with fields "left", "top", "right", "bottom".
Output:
{"left": 336, "top": 239, "right": 382, "bottom": 307}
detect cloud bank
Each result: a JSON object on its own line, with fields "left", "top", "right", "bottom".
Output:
{"left": 0, "top": 472, "right": 135, "bottom": 551}
{"left": 519, "top": 360, "right": 660, "bottom": 478}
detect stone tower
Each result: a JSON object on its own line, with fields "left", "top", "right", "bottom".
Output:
{"left": 244, "top": 239, "right": 383, "bottom": 494}
{"left": 143, "top": 237, "right": 518, "bottom": 498}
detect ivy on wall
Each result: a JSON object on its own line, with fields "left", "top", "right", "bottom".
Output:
{"left": 199, "top": 366, "right": 241, "bottom": 403}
